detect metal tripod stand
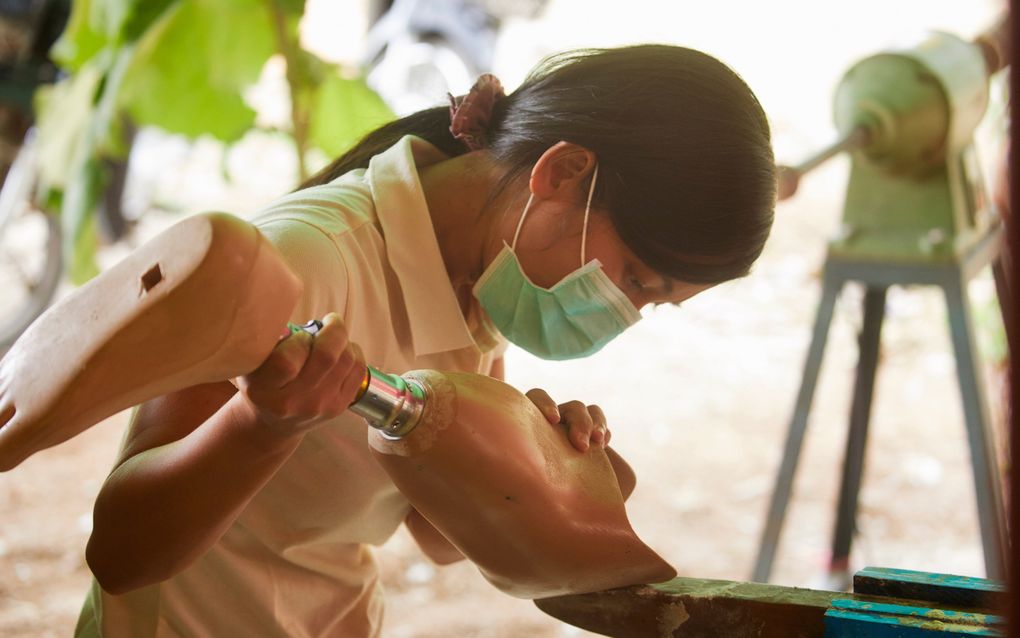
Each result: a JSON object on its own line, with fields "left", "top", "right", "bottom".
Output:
{"left": 752, "top": 231, "right": 1010, "bottom": 584}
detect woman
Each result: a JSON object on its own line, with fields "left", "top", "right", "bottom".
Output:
{"left": 77, "top": 44, "right": 775, "bottom": 636}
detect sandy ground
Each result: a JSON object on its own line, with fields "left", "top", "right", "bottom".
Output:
{"left": 0, "top": 0, "right": 1011, "bottom": 636}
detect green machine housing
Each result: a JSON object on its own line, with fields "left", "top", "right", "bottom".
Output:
{"left": 831, "top": 30, "right": 1000, "bottom": 264}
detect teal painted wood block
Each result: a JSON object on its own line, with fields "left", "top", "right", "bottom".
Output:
{"left": 824, "top": 599, "right": 1005, "bottom": 637}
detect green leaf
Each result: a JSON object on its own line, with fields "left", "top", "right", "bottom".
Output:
{"left": 270, "top": 0, "right": 305, "bottom": 18}
{"left": 118, "top": 0, "right": 178, "bottom": 44}
{"left": 62, "top": 155, "right": 103, "bottom": 285}
{"left": 90, "top": 46, "right": 137, "bottom": 158}
{"left": 290, "top": 45, "right": 331, "bottom": 95}
{"left": 51, "top": 0, "right": 107, "bottom": 70}
{"left": 308, "top": 73, "right": 394, "bottom": 157}
{"left": 33, "top": 61, "right": 107, "bottom": 192}
{"left": 51, "top": 0, "right": 176, "bottom": 69}
{"left": 117, "top": 0, "right": 275, "bottom": 142}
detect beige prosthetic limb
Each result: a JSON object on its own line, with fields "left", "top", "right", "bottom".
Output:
{"left": 0, "top": 213, "right": 303, "bottom": 471}
{"left": 369, "top": 370, "right": 677, "bottom": 599}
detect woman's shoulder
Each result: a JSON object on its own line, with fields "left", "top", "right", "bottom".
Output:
{"left": 247, "top": 169, "right": 376, "bottom": 240}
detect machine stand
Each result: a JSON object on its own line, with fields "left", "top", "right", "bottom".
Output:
{"left": 752, "top": 230, "right": 1009, "bottom": 585}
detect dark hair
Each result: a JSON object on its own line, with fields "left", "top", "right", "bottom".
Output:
{"left": 302, "top": 45, "right": 776, "bottom": 284}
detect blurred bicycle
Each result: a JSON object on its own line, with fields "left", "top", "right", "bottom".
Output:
{"left": 0, "top": 0, "right": 69, "bottom": 351}
{"left": 363, "top": 0, "right": 548, "bottom": 115}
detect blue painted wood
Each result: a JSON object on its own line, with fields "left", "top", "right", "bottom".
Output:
{"left": 824, "top": 599, "right": 1005, "bottom": 637}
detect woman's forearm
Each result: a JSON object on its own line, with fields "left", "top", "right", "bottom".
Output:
{"left": 86, "top": 393, "right": 304, "bottom": 594}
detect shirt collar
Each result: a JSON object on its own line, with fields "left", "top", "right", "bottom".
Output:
{"left": 368, "top": 135, "right": 485, "bottom": 356}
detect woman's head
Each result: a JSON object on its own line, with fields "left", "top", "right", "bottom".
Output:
{"left": 307, "top": 44, "right": 776, "bottom": 289}
{"left": 487, "top": 45, "right": 776, "bottom": 286}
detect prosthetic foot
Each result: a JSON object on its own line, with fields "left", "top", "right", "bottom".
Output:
{"left": 0, "top": 213, "right": 302, "bottom": 470}
{"left": 369, "top": 370, "right": 677, "bottom": 599}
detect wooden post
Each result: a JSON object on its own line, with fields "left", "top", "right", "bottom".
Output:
{"left": 1008, "top": 2, "right": 1019, "bottom": 637}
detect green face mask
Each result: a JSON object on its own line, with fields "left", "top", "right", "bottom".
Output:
{"left": 472, "top": 166, "right": 641, "bottom": 360}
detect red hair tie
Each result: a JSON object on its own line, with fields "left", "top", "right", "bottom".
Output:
{"left": 448, "top": 74, "right": 505, "bottom": 151}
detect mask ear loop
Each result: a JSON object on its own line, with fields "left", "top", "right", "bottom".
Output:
{"left": 580, "top": 163, "right": 599, "bottom": 267}
{"left": 513, "top": 161, "right": 598, "bottom": 257}
{"left": 510, "top": 193, "right": 534, "bottom": 251}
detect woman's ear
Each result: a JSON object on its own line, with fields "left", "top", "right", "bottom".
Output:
{"left": 529, "top": 141, "right": 597, "bottom": 202}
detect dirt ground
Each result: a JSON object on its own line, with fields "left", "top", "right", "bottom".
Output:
{"left": 0, "top": 1, "right": 1010, "bottom": 636}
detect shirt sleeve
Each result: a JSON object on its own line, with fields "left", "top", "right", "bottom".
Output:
{"left": 254, "top": 218, "right": 351, "bottom": 325}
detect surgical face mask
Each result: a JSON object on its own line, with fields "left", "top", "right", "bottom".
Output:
{"left": 472, "top": 165, "right": 641, "bottom": 360}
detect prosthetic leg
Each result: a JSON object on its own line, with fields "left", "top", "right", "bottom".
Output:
{"left": 369, "top": 369, "right": 677, "bottom": 599}
{"left": 0, "top": 213, "right": 303, "bottom": 470}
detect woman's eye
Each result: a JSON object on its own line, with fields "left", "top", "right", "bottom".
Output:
{"left": 628, "top": 276, "right": 645, "bottom": 291}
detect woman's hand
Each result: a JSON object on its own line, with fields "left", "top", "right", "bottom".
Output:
{"left": 235, "top": 312, "right": 367, "bottom": 438}
{"left": 525, "top": 388, "right": 610, "bottom": 452}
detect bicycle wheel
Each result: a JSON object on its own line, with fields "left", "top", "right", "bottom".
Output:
{"left": 366, "top": 37, "right": 476, "bottom": 116}
{"left": 0, "top": 126, "right": 62, "bottom": 353}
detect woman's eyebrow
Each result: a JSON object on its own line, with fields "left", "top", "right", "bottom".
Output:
{"left": 653, "top": 300, "right": 682, "bottom": 309}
